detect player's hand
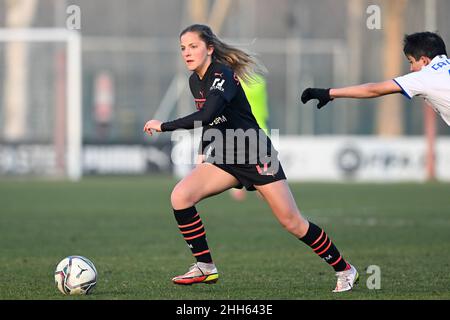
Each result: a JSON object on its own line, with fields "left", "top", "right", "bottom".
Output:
{"left": 301, "top": 88, "right": 333, "bottom": 109}
{"left": 143, "top": 119, "right": 162, "bottom": 136}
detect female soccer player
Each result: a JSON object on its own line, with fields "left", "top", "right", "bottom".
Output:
{"left": 143, "top": 24, "right": 358, "bottom": 293}
{"left": 301, "top": 32, "right": 450, "bottom": 126}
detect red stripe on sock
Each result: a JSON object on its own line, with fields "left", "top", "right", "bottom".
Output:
{"left": 330, "top": 256, "right": 342, "bottom": 266}
{"left": 313, "top": 234, "right": 328, "bottom": 252}
{"left": 317, "top": 240, "right": 332, "bottom": 256}
{"left": 311, "top": 230, "right": 324, "bottom": 246}
{"left": 178, "top": 215, "right": 200, "bottom": 228}
{"left": 193, "top": 249, "right": 210, "bottom": 257}
{"left": 184, "top": 231, "right": 206, "bottom": 241}
{"left": 180, "top": 224, "right": 204, "bottom": 235}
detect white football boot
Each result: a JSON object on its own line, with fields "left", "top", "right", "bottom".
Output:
{"left": 172, "top": 262, "right": 219, "bottom": 285}
{"left": 333, "top": 264, "right": 359, "bottom": 293}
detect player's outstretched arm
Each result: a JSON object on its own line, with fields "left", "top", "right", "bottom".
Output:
{"left": 143, "top": 119, "right": 162, "bottom": 136}
{"left": 301, "top": 80, "right": 402, "bottom": 109}
{"left": 330, "top": 80, "right": 402, "bottom": 99}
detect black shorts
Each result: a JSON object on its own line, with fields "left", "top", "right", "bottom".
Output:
{"left": 212, "top": 161, "right": 287, "bottom": 191}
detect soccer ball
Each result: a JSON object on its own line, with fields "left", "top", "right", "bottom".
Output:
{"left": 54, "top": 255, "right": 97, "bottom": 295}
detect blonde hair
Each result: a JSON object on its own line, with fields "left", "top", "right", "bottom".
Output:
{"left": 180, "top": 24, "right": 267, "bottom": 83}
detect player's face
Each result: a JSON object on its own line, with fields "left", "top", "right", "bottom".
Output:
{"left": 180, "top": 32, "right": 214, "bottom": 76}
{"left": 406, "top": 55, "right": 431, "bottom": 72}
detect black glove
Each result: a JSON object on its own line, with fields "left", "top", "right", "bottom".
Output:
{"left": 301, "top": 88, "right": 333, "bottom": 109}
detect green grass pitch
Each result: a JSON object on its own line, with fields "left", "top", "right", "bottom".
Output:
{"left": 0, "top": 176, "right": 449, "bottom": 300}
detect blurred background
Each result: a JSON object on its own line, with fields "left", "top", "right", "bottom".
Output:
{"left": 0, "top": 0, "right": 450, "bottom": 181}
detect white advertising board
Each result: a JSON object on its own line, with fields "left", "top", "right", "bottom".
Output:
{"left": 276, "top": 136, "right": 450, "bottom": 182}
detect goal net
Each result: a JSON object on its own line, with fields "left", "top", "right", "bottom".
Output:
{"left": 0, "top": 28, "right": 81, "bottom": 181}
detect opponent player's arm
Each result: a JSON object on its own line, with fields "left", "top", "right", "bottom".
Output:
{"left": 330, "top": 80, "right": 402, "bottom": 98}
{"left": 301, "top": 80, "right": 402, "bottom": 109}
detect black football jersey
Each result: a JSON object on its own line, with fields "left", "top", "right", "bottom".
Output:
{"left": 161, "top": 61, "right": 277, "bottom": 164}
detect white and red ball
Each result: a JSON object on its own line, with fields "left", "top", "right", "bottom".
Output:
{"left": 54, "top": 256, "right": 97, "bottom": 295}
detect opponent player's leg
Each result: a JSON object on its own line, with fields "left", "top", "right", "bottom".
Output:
{"left": 170, "top": 163, "right": 239, "bottom": 285}
{"left": 255, "top": 180, "right": 358, "bottom": 292}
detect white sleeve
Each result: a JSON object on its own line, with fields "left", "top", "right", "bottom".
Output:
{"left": 393, "top": 71, "right": 425, "bottom": 99}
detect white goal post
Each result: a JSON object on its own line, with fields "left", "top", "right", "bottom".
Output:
{"left": 0, "top": 28, "right": 82, "bottom": 181}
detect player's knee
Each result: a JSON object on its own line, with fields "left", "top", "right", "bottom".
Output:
{"left": 170, "top": 185, "right": 196, "bottom": 209}
{"left": 280, "top": 216, "right": 300, "bottom": 233}
{"left": 170, "top": 187, "right": 187, "bottom": 208}
{"left": 278, "top": 210, "right": 306, "bottom": 236}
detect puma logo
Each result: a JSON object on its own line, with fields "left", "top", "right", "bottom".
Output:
{"left": 76, "top": 265, "right": 88, "bottom": 278}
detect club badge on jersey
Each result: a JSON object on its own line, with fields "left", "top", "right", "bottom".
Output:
{"left": 210, "top": 78, "right": 225, "bottom": 92}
